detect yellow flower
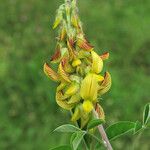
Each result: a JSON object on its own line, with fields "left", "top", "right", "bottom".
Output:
{"left": 72, "top": 59, "right": 81, "bottom": 67}
{"left": 80, "top": 73, "right": 98, "bottom": 101}
{"left": 91, "top": 51, "right": 103, "bottom": 74}
{"left": 82, "top": 100, "right": 93, "bottom": 113}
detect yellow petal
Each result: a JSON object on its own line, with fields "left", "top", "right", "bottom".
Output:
{"left": 80, "top": 73, "right": 98, "bottom": 101}
{"left": 93, "top": 74, "right": 104, "bottom": 82}
{"left": 67, "top": 93, "right": 81, "bottom": 104}
{"left": 53, "top": 18, "right": 61, "bottom": 29}
{"left": 72, "top": 59, "right": 81, "bottom": 67}
{"left": 43, "top": 63, "right": 59, "bottom": 82}
{"left": 71, "top": 107, "right": 81, "bottom": 122}
{"left": 65, "top": 83, "right": 79, "bottom": 96}
{"left": 57, "top": 82, "right": 67, "bottom": 91}
{"left": 82, "top": 100, "right": 93, "bottom": 113}
{"left": 91, "top": 51, "right": 103, "bottom": 74}
{"left": 98, "top": 72, "right": 111, "bottom": 95}
{"left": 71, "top": 15, "right": 78, "bottom": 28}
{"left": 56, "top": 91, "right": 74, "bottom": 110}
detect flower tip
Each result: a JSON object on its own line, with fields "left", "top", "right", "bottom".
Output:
{"left": 82, "top": 100, "right": 93, "bottom": 113}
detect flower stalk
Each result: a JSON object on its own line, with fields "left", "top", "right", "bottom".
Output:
{"left": 93, "top": 109, "right": 113, "bottom": 150}
{"left": 44, "top": 0, "right": 113, "bottom": 149}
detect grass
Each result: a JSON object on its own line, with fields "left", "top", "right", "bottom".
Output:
{"left": 0, "top": 0, "right": 149, "bottom": 149}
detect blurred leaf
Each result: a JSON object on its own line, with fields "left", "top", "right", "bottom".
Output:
{"left": 94, "top": 142, "right": 105, "bottom": 150}
{"left": 143, "top": 103, "right": 150, "bottom": 125}
{"left": 87, "top": 119, "right": 104, "bottom": 130}
{"left": 70, "top": 131, "right": 86, "bottom": 150}
{"left": 134, "top": 121, "right": 143, "bottom": 134}
{"left": 106, "top": 121, "right": 135, "bottom": 140}
{"left": 50, "top": 145, "right": 71, "bottom": 150}
{"left": 53, "top": 124, "right": 81, "bottom": 133}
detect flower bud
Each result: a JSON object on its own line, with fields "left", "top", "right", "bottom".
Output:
{"left": 91, "top": 51, "right": 103, "bottom": 74}
{"left": 71, "top": 106, "right": 81, "bottom": 122}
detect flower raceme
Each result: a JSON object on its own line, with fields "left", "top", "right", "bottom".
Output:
{"left": 44, "top": 0, "right": 111, "bottom": 128}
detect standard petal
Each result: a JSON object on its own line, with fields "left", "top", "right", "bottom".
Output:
{"left": 80, "top": 74, "right": 98, "bottom": 101}
{"left": 91, "top": 51, "right": 103, "bottom": 74}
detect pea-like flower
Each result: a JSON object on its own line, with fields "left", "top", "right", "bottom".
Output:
{"left": 44, "top": 0, "right": 111, "bottom": 128}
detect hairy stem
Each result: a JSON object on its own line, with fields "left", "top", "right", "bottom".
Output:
{"left": 93, "top": 109, "right": 113, "bottom": 150}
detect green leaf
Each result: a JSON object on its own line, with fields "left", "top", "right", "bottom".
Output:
{"left": 53, "top": 124, "right": 81, "bottom": 133}
{"left": 50, "top": 145, "right": 71, "bottom": 150}
{"left": 134, "top": 121, "right": 143, "bottom": 134}
{"left": 143, "top": 103, "right": 150, "bottom": 125}
{"left": 70, "top": 131, "right": 86, "bottom": 150}
{"left": 87, "top": 119, "right": 104, "bottom": 130}
{"left": 106, "top": 121, "right": 135, "bottom": 141}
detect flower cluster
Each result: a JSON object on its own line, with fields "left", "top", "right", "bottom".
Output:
{"left": 44, "top": 0, "right": 111, "bottom": 128}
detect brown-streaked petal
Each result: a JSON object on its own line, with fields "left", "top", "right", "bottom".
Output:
{"left": 43, "top": 63, "right": 59, "bottom": 82}
{"left": 77, "top": 38, "right": 94, "bottom": 52}
{"left": 98, "top": 72, "right": 112, "bottom": 95}
{"left": 50, "top": 48, "right": 61, "bottom": 63}
{"left": 67, "top": 40, "right": 75, "bottom": 60}
{"left": 100, "top": 52, "right": 109, "bottom": 60}
{"left": 58, "top": 61, "right": 71, "bottom": 83}
{"left": 95, "top": 103, "right": 105, "bottom": 120}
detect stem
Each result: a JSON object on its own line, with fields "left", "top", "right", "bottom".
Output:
{"left": 93, "top": 109, "right": 113, "bottom": 150}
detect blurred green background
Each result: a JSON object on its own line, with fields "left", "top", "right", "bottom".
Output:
{"left": 0, "top": 0, "right": 150, "bottom": 149}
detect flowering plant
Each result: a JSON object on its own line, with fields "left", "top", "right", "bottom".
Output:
{"left": 44, "top": 0, "right": 150, "bottom": 149}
